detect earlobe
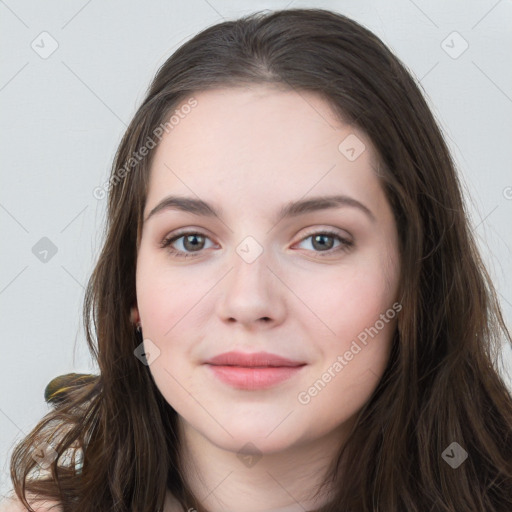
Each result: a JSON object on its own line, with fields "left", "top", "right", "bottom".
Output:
{"left": 130, "top": 306, "right": 140, "bottom": 325}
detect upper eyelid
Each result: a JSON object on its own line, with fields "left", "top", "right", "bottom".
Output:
{"left": 162, "top": 228, "right": 215, "bottom": 244}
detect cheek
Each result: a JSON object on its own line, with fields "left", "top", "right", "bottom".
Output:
{"left": 295, "top": 274, "right": 397, "bottom": 432}
{"left": 135, "top": 257, "right": 213, "bottom": 407}
{"left": 294, "top": 257, "right": 398, "bottom": 341}
{"left": 136, "top": 255, "right": 211, "bottom": 339}
{"left": 292, "top": 245, "right": 399, "bottom": 404}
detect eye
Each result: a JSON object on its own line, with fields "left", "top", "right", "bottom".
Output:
{"left": 294, "top": 229, "right": 353, "bottom": 257}
{"left": 160, "top": 231, "right": 215, "bottom": 258}
{"left": 160, "top": 229, "right": 353, "bottom": 259}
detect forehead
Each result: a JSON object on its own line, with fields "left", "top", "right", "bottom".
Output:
{"left": 145, "top": 85, "right": 383, "bottom": 217}
{"left": 158, "top": 85, "right": 372, "bottom": 157}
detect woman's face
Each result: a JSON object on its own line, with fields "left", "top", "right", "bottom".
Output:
{"left": 134, "top": 85, "right": 400, "bottom": 454}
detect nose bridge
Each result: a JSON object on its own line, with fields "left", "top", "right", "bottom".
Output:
{"left": 228, "top": 235, "right": 271, "bottom": 297}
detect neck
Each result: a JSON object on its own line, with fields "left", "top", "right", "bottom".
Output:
{"left": 173, "top": 416, "right": 352, "bottom": 512}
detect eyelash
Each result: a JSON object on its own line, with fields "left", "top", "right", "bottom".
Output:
{"left": 159, "top": 229, "right": 353, "bottom": 259}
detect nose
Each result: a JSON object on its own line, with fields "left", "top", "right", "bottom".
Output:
{"left": 215, "top": 247, "right": 286, "bottom": 330}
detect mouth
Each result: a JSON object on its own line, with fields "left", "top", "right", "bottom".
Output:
{"left": 204, "top": 351, "right": 306, "bottom": 390}
{"left": 204, "top": 350, "right": 305, "bottom": 367}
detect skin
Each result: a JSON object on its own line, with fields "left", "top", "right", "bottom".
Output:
{"left": 132, "top": 85, "right": 401, "bottom": 512}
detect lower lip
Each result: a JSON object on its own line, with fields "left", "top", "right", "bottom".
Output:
{"left": 206, "top": 364, "right": 305, "bottom": 390}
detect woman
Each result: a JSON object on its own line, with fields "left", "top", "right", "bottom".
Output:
{"left": 3, "top": 8, "right": 512, "bottom": 512}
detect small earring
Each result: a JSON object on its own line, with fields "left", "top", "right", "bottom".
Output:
{"left": 135, "top": 322, "right": 143, "bottom": 342}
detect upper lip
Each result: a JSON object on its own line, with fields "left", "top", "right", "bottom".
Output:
{"left": 204, "top": 351, "right": 306, "bottom": 367}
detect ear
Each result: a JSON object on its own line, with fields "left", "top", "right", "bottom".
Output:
{"left": 130, "top": 305, "right": 140, "bottom": 325}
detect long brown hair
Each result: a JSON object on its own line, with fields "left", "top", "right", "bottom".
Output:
{"left": 9, "top": 8, "right": 512, "bottom": 511}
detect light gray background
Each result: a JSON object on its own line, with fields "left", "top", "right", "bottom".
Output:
{"left": 1, "top": 0, "right": 511, "bottom": 497}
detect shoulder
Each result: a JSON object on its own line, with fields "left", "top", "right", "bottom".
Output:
{"left": 0, "top": 493, "right": 62, "bottom": 512}
{"left": 1, "top": 489, "right": 180, "bottom": 512}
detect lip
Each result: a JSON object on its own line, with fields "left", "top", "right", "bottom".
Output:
{"left": 205, "top": 351, "right": 305, "bottom": 367}
{"left": 204, "top": 351, "right": 306, "bottom": 390}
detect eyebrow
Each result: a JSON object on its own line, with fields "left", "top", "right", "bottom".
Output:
{"left": 144, "top": 194, "right": 376, "bottom": 224}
